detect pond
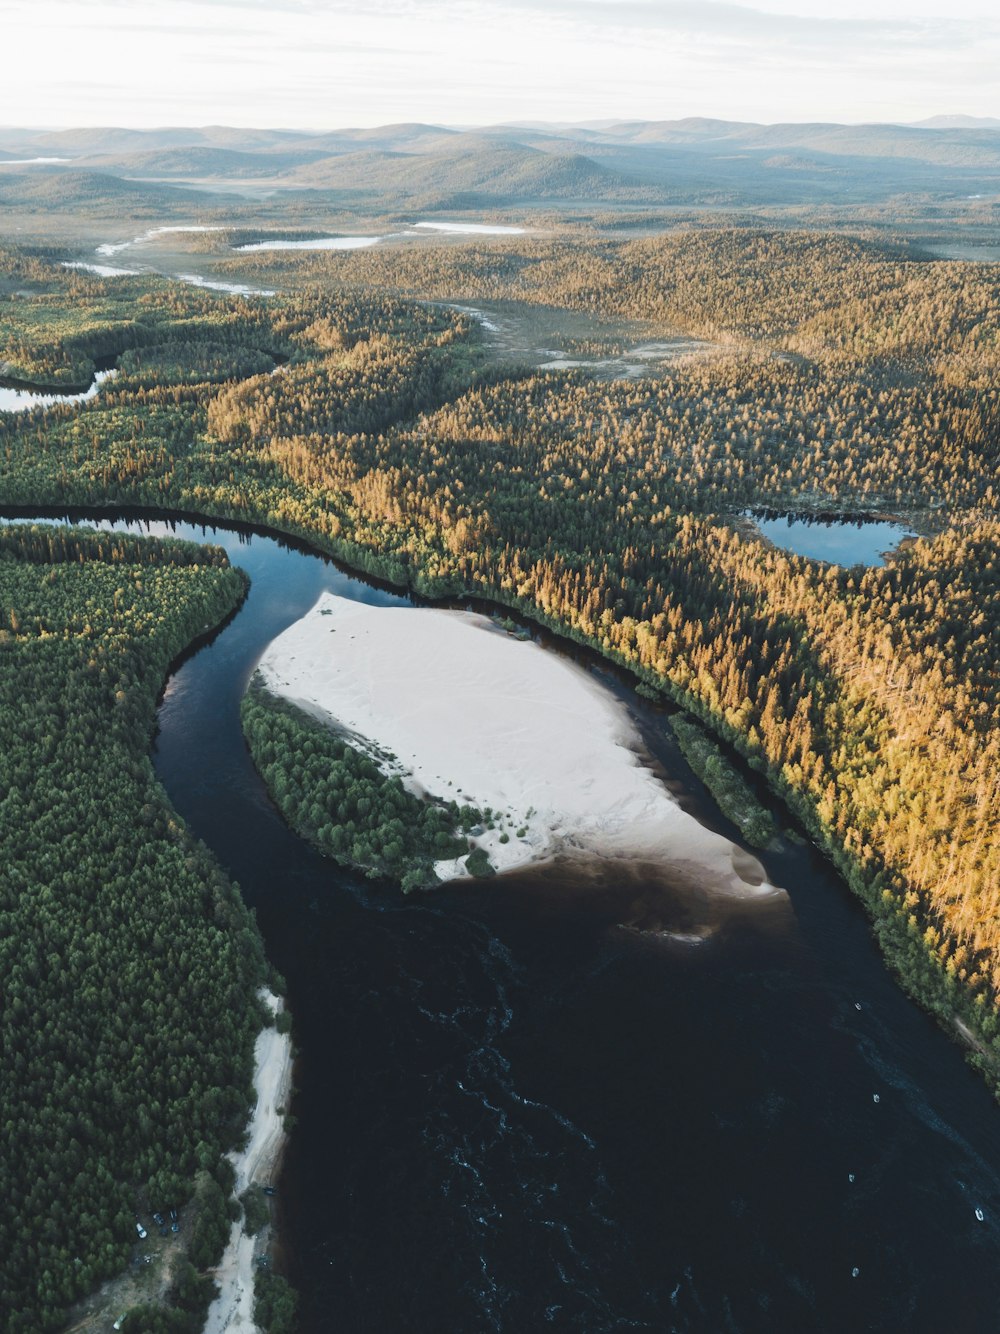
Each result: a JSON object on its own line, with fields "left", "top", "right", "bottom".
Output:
{"left": 3, "top": 507, "right": 1000, "bottom": 1332}
{"left": 62, "top": 261, "right": 142, "bottom": 278}
{"left": 749, "top": 512, "right": 916, "bottom": 566}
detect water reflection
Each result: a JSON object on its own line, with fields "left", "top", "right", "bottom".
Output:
{"left": 0, "top": 368, "right": 117, "bottom": 413}
{"left": 749, "top": 511, "right": 915, "bottom": 566}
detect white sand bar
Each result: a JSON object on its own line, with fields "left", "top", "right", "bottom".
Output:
{"left": 202, "top": 990, "right": 293, "bottom": 1334}
{"left": 256, "top": 593, "right": 778, "bottom": 897}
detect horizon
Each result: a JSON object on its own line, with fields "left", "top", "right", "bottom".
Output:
{"left": 3, "top": 111, "right": 998, "bottom": 137}
{"left": 3, "top": 1, "right": 997, "bottom": 130}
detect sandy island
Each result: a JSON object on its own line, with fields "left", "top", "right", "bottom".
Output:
{"left": 202, "top": 990, "right": 293, "bottom": 1334}
{"left": 255, "top": 593, "right": 780, "bottom": 900}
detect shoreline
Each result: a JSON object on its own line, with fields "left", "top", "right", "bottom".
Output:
{"left": 202, "top": 990, "right": 293, "bottom": 1334}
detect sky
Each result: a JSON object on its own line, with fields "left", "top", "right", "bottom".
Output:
{"left": 2, "top": 0, "right": 998, "bottom": 130}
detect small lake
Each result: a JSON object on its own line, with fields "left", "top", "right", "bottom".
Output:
{"left": 0, "top": 368, "right": 116, "bottom": 413}
{"left": 750, "top": 512, "right": 915, "bottom": 566}
{"left": 3, "top": 506, "right": 1000, "bottom": 1332}
{"left": 235, "top": 235, "right": 383, "bottom": 253}
{"left": 66, "top": 220, "right": 533, "bottom": 292}
{"left": 90, "top": 219, "right": 528, "bottom": 266}
{"left": 62, "top": 261, "right": 141, "bottom": 279}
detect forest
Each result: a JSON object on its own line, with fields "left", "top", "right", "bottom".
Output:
{"left": 667, "top": 714, "right": 777, "bottom": 850}
{"left": 242, "top": 679, "right": 482, "bottom": 889}
{"left": 4, "top": 224, "right": 1000, "bottom": 1321}
{"left": 0, "top": 523, "right": 267, "bottom": 1332}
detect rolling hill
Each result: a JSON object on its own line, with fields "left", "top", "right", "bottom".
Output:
{"left": 280, "top": 139, "right": 653, "bottom": 205}
{"left": 2, "top": 117, "right": 999, "bottom": 212}
{"left": 0, "top": 168, "right": 221, "bottom": 214}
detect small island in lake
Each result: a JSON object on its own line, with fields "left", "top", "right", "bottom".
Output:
{"left": 248, "top": 592, "right": 780, "bottom": 897}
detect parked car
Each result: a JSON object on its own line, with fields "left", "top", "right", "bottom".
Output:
{"left": 152, "top": 1212, "right": 165, "bottom": 1226}
{"left": 135, "top": 1222, "right": 147, "bottom": 1240}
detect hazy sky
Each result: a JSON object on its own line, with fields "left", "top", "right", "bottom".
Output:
{"left": 3, "top": 0, "right": 997, "bottom": 129}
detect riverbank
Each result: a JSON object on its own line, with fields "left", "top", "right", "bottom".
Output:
{"left": 203, "top": 990, "right": 293, "bottom": 1334}
{"left": 255, "top": 592, "right": 781, "bottom": 900}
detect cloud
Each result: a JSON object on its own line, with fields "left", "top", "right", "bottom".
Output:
{"left": 3, "top": 0, "right": 999, "bottom": 128}
{"left": 498, "top": 0, "right": 993, "bottom": 53}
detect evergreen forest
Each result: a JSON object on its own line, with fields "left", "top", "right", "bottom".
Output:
{"left": 0, "top": 523, "right": 266, "bottom": 1331}
{"left": 242, "top": 679, "right": 482, "bottom": 890}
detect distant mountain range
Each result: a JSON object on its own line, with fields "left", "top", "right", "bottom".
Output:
{"left": 2, "top": 117, "right": 999, "bottom": 211}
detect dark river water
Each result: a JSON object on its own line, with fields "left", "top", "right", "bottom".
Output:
{"left": 7, "top": 509, "right": 1000, "bottom": 1333}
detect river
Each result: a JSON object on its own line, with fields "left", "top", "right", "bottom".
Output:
{"left": 5, "top": 508, "right": 1000, "bottom": 1332}
{"left": 0, "top": 367, "right": 116, "bottom": 412}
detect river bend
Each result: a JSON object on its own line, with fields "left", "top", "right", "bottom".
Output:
{"left": 5, "top": 509, "right": 1000, "bottom": 1333}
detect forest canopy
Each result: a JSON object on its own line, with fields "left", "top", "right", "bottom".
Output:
{"left": 0, "top": 523, "right": 266, "bottom": 1332}
{"left": 3, "top": 226, "right": 1000, "bottom": 1308}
